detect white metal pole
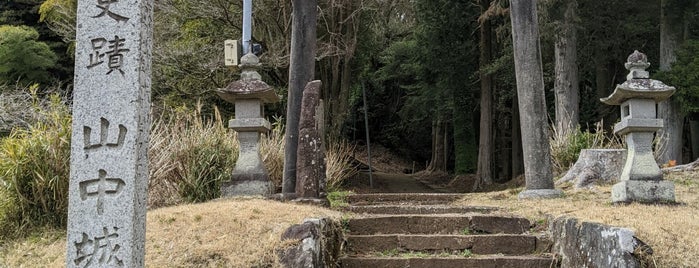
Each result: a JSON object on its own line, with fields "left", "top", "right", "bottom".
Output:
{"left": 242, "top": 0, "right": 252, "bottom": 54}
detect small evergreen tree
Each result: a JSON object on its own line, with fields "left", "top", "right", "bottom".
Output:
{"left": 0, "top": 25, "right": 57, "bottom": 85}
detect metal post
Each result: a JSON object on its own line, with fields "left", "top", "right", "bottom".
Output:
{"left": 362, "top": 84, "right": 373, "bottom": 188}
{"left": 242, "top": 0, "right": 252, "bottom": 54}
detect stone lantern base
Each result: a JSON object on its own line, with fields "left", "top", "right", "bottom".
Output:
{"left": 611, "top": 180, "right": 676, "bottom": 203}
{"left": 221, "top": 174, "right": 273, "bottom": 196}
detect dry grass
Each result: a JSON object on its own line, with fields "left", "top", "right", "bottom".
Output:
{"left": 454, "top": 172, "right": 699, "bottom": 268}
{"left": 0, "top": 198, "right": 341, "bottom": 267}
{"left": 326, "top": 140, "right": 359, "bottom": 191}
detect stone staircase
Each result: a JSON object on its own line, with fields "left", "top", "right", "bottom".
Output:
{"left": 338, "top": 193, "right": 558, "bottom": 268}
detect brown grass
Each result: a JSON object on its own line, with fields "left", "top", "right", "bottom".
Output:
{"left": 0, "top": 198, "right": 341, "bottom": 267}
{"left": 454, "top": 172, "right": 699, "bottom": 268}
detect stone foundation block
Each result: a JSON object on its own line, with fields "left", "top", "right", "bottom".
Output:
{"left": 612, "top": 180, "right": 675, "bottom": 203}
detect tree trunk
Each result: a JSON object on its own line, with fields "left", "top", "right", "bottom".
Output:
{"left": 453, "top": 90, "right": 477, "bottom": 174}
{"left": 509, "top": 0, "right": 556, "bottom": 193}
{"left": 553, "top": 0, "right": 579, "bottom": 136}
{"left": 428, "top": 119, "right": 446, "bottom": 172}
{"left": 476, "top": 1, "right": 493, "bottom": 190}
{"left": 511, "top": 96, "right": 524, "bottom": 179}
{"left": 594, "top": 57, "right": 616, "bottom": 132}
{"left": 657, "top": 0, "right": 685, "bottom": 164}
{"left": 283, "top": 0, "right": 318, "bottom": 194}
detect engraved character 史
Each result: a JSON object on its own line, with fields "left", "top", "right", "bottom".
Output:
{"left": 92, "top": 0, "right": 129, "bottom": 22}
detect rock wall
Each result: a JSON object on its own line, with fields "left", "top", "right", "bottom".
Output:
{"left": 278, "top": 218, "right": 343, "bottom": 268}
{"left": 550, "top": 216, "right": 651, "bottom": 268}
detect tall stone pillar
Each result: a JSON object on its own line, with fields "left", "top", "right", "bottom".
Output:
{"left": 217, "top": 53, "right": 280, "bottom": 196}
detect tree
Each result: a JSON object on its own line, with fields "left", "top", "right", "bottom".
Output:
{"left": 475, "top": 0, "right": 495, "bottom": 189}
{"left": 508, "top": 0, "right": 560, "bottom": 198}
{"left": 0, "top": 25, "right": 57, "bottom": 85}
{"left": 282, "top": 0, "right": 318, "bottom": 194}
{"left": 657, "top": 0, "right": 693, "bottom": 164}
{"left": 551, "top": 0, "right": 579, "bottom": 136}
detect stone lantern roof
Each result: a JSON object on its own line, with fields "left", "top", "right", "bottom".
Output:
{"left": 216, "top": 53, "right": 280, "bottom": 104}
{"left": 600, "top": 50, "right": 675, "bottom": 105}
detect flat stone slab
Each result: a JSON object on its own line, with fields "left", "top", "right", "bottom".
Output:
{"left": 347, "top": 193, "right": 464, "bottom": 205}
{"left": 347, "top": 234, "right": 537, "bottom": 255}
{"left": 345, "top": 205, "right": 498, "bottom": 215}
{"left": 347, "top": 215, "right": 530, "bottom": 235}
{"left": 339, "top": 256, "right": 556, "bottom": 268}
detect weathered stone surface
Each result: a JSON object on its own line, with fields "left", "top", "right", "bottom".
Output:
{"left": 296, "top": 80, "right": 325, "bottom": 198}
{"left": 347, "top": 215, "right": 529, "bottom": 235}
{"left": 601, "top": 50, "right": 676, "bottom": 203}
{"left": 346, "top": 204, "right": 497, "bottom": 215}
{"left": 340, "top": 256, "right": 556, "bottom": 268}
{"left": 517, "top": 189, "right": 563, "bottom": 199}
{"left": 550, "top": 216, "right": 649, "bottom": 268}
{"left": 66, "top": 0, "right": 153, "bottom": 266}
{"left": 346, "top": 234, "right": 535, "bottom": 255}
{"left": 218, "top": 53, "right": 278, "bottom": 197}
{"left": 612, "top": 180, "right": 676, "bottom": 203}
{"left": 557, "top": 149, "right": 626, "bottom": 188}
{"left": 279, "top": 218, "right": 342, "bottom": 268}
{"left": 346, "top": 193, "right": 464, "bottom": 205}
{"left": 620, "top": 132, "right": 663, "bottom": 181}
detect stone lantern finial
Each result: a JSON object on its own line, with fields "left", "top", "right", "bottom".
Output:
{"left": 625, "top": 50, "right": 651, "bottom": 80}
{"left": 239, "top": 52, "right": 262, "bottom": 81}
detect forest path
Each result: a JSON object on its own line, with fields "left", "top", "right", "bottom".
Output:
{"left": 356, "top": 171, "right": 440, "bottom": 193}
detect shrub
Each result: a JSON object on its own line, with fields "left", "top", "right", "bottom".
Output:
{"left": 148, "top": 105, "right": 237, "bottom": 207}
{"left": 260, "top": 118, "right": 284, "bottom": 191}
{"left": 325, "top": 140, "right": 358, "bottom": 192}
{"left": 0, "top": 93, "right": 70, "bottom": 239}
{"left": 550, "top": 122, "right": 622, "bottom": 174}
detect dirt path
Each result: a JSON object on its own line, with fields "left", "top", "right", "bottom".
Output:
{"left": 357, "top": 172, "right": 438, "bottom": 193}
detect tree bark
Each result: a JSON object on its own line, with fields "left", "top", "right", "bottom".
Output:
{"left": 509, "top": 0, "right": 555, "bottom": 191}
{"left": 512, "top": 95, "right": 524, "bottom": 179}
{"left": 476, "top": 0, "right": 493, "bottom": 190}
{"left": 553, "top": 0, "right": 579, "bottom": 136}
{"left": 283, "top": 0, "right": 318, "bottom": 194}
{"left": 427, "top": 119, "right": 446, "bottom": 172}
{"left": 657, "top": 0, "right": 685, "bottom": 164}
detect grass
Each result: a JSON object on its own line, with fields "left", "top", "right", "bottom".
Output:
{"left": 0, "top": 198, "right": 342, "bottom": 267}
{"left": 454, "top": 171, "right": 699, "bottom": 268}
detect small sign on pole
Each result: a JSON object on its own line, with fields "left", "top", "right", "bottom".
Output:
{"left": 224, "top": 40, "right": 241, "bottom": 66}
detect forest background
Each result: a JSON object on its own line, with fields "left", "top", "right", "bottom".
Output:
{"left": 2, "top": 0, "right": 699, "bottom": 189}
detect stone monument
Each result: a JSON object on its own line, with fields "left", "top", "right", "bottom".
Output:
{"left": 296, "top": 80, "right": 326, "bottom": 199}
{"left": 601, "top": 50, "right": 676, "bottom": 203}
{"left": 217, "top": 53, "right": 280, "bottom": 196}
{"left": 66, "top": 0, "right": 153, "bottom": 266}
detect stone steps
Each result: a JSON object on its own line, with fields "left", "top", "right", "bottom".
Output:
{"left": 339, "top": 256, "right": 557, "bottom": 268}
{"left": 345, "top": 204, "right": 497, "bottom": 214}
{"left": 346, "top": 234, "right": 538, "bottom": 255}
{"left": 338, "top": 193, "right": 558, "bottom": 268}
{"left": 347, "top": 193, "right": 464, "bottom": 205}
{"left": 347, "top": 215, "right": 531, "bottom": 235}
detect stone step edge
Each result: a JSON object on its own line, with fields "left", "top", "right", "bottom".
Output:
{"left": 345, "top": 204, "right": 499, "bottom": 213}
{"left": 347, "top": 214, "right": 531, "bottom": 235}
{"left": 347, "top": 193, "right": 465, "bottom": 203}
{"left": 346, "top": 234, "right": 540, "bottom": 255}
{"left": 338, "top": 255, "right": 558, "bottom": 267}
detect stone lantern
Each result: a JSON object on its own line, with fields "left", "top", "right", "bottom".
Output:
{"left": 600, "top": 50, "right": 676, "bottom": 203}
{"left": 217, "top": 53, "right": 280, "bottom": 196}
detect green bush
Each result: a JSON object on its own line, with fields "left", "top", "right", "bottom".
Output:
{"left": 550, "top": 123, "right": 622, "bottom": 174}
{"left": 0, "top": 94, "right": 70, "bottom": 239}
{"left": 656, "top": 40, "right": 699, "bottom": 119}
